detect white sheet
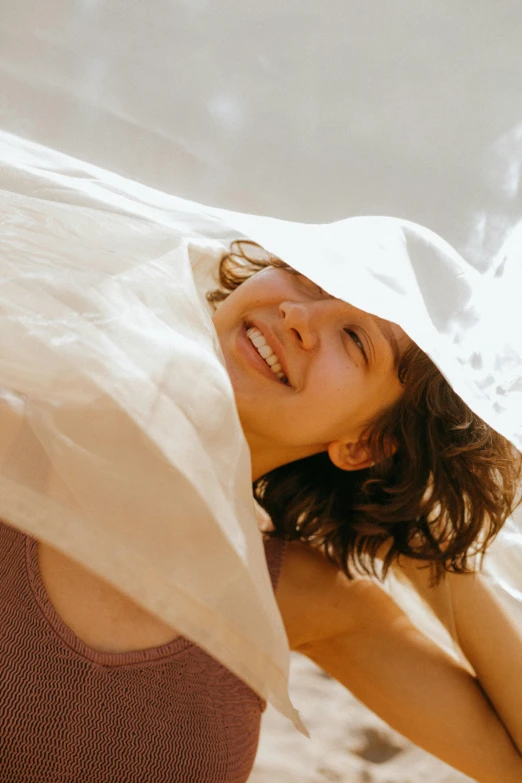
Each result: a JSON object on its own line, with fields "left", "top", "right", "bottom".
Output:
{"left": 1, "top": 1, "right": 521, "bottom": 267}
{"left": 0, "top": 133, "right": 520, "bottom": 726}
{"left": 0, "top": 133, "right": 302, "bottom": 728}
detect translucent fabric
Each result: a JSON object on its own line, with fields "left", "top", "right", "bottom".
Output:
{"left": 1, "top": 1, "right": 521, "bottom": 733}
{"left": 0, "top": 133, "right": 302, "bottom": 729}
{"left": 2, "top": 1, "right": 522, "bottom": 263}
{"left": 1, "top": 130, "right": 521, "bottom": 712}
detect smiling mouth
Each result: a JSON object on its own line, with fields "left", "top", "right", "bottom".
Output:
{"left": 245, "top": 327, "right": 288, "bottom": 383}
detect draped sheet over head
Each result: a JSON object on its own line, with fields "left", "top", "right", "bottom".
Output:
{"left": 203, "top": 205, "right": 522, "bottom": 662}
{"left": 0, "top": 131, "right": 521, "bottom": 725}
{"left": 0, "top": 133, "right": 302, "bottom": 729}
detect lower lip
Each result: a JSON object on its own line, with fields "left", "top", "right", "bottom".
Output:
{"left": 237, "top": 325, "right": 285, "bottom": 384}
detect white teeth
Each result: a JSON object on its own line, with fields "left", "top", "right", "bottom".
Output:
{"left": 258, "top": 344, "right": 272, "bottom": 359}
{"left": 246, "top": 327, "right": 287, "bottom": 383}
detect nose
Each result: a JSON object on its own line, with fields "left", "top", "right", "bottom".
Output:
{"left": 279, "top": 300, "right": 320, "bottom": 351}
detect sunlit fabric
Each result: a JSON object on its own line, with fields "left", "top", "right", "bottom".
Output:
{"left": 0, "top": 134, "right": 301, "bottom": 729}
{"left": 0, "top": 1, "right": 521, "bottom": 726}
{"left": 1, "top": 1, "right": 522, "bottom": 263}
{"left": 0, "top": 131, "right": 521, "bottom": 721}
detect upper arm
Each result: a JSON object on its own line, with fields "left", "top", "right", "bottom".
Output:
{"left": 275, "top": 543, "right": 522, "bottom": 782}
{"left": 274, "top": 541, "right": 371, "bottom": 651}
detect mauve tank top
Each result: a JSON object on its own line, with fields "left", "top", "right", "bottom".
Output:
{"left": 0, "top": 520, "right": 286, "bottom": 782}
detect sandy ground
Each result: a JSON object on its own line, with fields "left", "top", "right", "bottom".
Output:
{"left": 249, "top": 654, "right": 474, "bottom": 783}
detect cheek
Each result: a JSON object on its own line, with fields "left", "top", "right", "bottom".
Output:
{"left": 305, "top": 367, "right": 389, "bottom": 434}
{"left": 311, "top": 355, "right": 358, "bottom": 401}
{"left": 294, "top": 372, "right": 359, "bottom": 434}
{"left": 211, "top": 302, "right": 231, "bottom": 337}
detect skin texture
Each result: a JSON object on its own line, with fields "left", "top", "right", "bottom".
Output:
{"left": 212, "top": 266, "right": 409, "bottom": 480}
{"left": 276, "top": 542, "right": 522, "bottom": 783}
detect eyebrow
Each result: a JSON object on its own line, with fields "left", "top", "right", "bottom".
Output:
{"left": 371, "top": 315, "right": 402, "bottom": 369}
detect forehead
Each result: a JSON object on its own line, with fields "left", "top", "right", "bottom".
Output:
{"left": 372, "top": 315, "right": 407, "bottom": 369}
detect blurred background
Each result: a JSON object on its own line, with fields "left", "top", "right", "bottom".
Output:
{"left": 1, "top": 2, "right": 520, "bottom": 780}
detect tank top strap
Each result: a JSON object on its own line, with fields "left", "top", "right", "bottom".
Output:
{"left": 262, "top": 535, "right": 287, "bottom": 591}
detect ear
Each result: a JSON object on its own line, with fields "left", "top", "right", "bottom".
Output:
{"left": 327, "top": 439, "right": 375, "bottom": 472}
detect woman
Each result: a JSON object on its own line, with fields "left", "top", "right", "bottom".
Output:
{"left": 1, "top": 221, "right": 520, "bottom": 783}
{"left": 211, "top": 242, "right": 522, "bottom": 782}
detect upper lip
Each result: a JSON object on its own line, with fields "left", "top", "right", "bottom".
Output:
{"left": 249, "top": 320, "right": 290, "bottom": 385}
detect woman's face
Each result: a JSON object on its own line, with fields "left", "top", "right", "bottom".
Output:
{"left": 212, "top": 266, "right": 410, "bottom": 476}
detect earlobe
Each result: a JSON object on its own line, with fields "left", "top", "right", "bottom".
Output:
{"left": 327, "top": 440, "right": 375, "bottom": 472}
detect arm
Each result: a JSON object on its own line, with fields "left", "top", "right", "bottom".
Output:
{"left": 398, "top": 557, "right": 522, "bottom": 756}
{"left": 276, "top": 543, "right": 522, "bottom": 783}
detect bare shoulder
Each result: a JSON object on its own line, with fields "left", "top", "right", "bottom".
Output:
{"left": 38, "top": 542, "right": 179, "bottom": 653}
{"left": 276, "top": 540, "right": 380, "bottom": 651}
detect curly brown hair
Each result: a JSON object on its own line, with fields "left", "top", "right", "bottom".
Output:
{"left": 208, "top": 240, "right": 522, "bottom": 583}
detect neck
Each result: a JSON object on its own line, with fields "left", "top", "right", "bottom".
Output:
{"left": 247, "top": 433, "right": 324, "bottom": 482}
{"left": 250, "top": 451, "right": 281, "bottom": 482}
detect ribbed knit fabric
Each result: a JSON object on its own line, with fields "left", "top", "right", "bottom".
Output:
{"left": 0, "top": 520, "right": 287, "bottom": 782}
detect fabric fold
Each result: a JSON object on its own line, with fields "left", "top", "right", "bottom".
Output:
{"left": 0, "top": 132, "right": 520, "bottom": 732}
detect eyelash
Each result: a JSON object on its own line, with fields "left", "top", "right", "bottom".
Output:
{"left": 345, "top": 329, "right": 368, "bottom": 363}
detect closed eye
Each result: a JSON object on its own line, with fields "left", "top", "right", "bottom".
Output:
{"left": 345, "top": 329, "right": 368, "bottom": 364}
